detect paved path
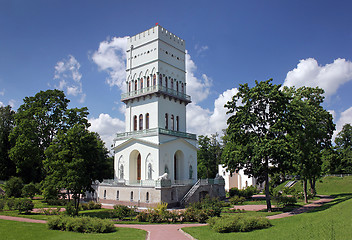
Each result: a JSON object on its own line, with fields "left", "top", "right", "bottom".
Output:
{"left": 0, "top": 196, "right": 334, "bottom": 240}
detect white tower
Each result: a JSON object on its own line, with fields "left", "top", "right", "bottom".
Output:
{"left": 114, "top": 25, "right": 197, "bottom": 183}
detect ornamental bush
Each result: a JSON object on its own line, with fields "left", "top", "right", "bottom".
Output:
{"left": 208, "top": 215, "right": 272, "bottom": 233}
{"left": 4, "top": 177, "right": 23, "bottom": 198}
{"left": 229, "top": 186, "right": 257, "bottom": 199}
{"left": 275, "top": 195, "right": 297, "bottom": 207}
{"left": 22, "top": 183, "right": 40, "bottom": 199}
{"left": 14, "top": 198, "right": 34, "bottom": 214}
{"left": 111, "top": 205, "right": 136, "bottom": 220}
{"left": 47, "top": 216, "right": 115, "bottom": 233}
{"left": 229, "top": 196, "right": 246, "bottom": 205}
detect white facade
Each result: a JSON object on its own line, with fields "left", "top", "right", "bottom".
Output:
{"left": 114, "top": 25, "right": 197, "bottom": 186}
{"left": 218, "top": 165, "right": 260, "bottom": 191}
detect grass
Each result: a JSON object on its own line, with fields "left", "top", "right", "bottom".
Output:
{"left": 0, "top": 219, "right": 146, "bottom": 240}
{"left": 183, "top": 194, "right": 352, "bottom": 240}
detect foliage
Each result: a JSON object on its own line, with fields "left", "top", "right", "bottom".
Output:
{"left": 208, "top": 215, "right": 272, "bottom": 233}
{"left": 228, "top": 186, "right": 257, "bottom": 198}
{"left": 6, "top": 197, "right": 16, "bottom": 210}
{"left": 111, "top": 204, "right": 136, "bottom": 220}
{"left": 0, "top": 105, "right": 16, "bottom": 180}
{"left": 274, "top": 195, "right": 297, "bottom": 208}
{"left": 14, "top": 198, "right": 34, "bottom": 214}
{"left": 334, "top": 124, "right": 352, "bottom": 173}
{"left": 222, "top": 79, "right": 291, "bottom": 212}
{"left": 188, "top": 196, "right": 222, "bottom": 217}
{"left": 283, "top": 86, "right": 335, "bottom": 202}
{"left": 81, "top": 201, "right": 102, "bottom": 210}
{"left": 0, "top": 199, "right": 5, "bottom": 211}
{"left": 197, "top": 134, "right": 222, "bottom": 179}
{"left": 47, "top": 215, "right": 115, "bottom": 233}
{"left": 9, "top": 90, "right": 89, "bottom": 183}
{"left": 22, "top": 182, "right": 40, "bottom": 199}
{"left": 4, "top": 176, "right": 23, "bottom": 198}
{"left": 40, "top": 207, "right": 62, "bottom": 215}
{"left": 65, "top": 202, "right": 78, "bottom": 216}
{"left": 44, "top": 124, "right": 109, "bottom": 214}
{"left": 229, "top": 195, "right": 246, "bottom": 205}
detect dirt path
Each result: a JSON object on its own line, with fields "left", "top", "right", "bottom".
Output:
{"left": 0, "top": 196, "right": 334, "bottom": 240}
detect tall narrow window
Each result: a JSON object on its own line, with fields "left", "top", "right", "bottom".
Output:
{"left": 165, "top": 77, "right": 168, "bottom": 88}
{"left": 104, "top": 190, "right": 106, "bottom": 199}
{"left": 176, "top": 81, "right": 179, "bottom": 92}
{"left": 165, "top": 113, "right": 168, "bottom": 129}
{"left": 133, "top": 115, "right": 137, "bottom": 131}
{"left": 145, "top": 113, "right": 149, "bottom": 129}
{"left": 146, "top": 192, "right": 149, "bottom": 203}
{"left": 139, "top": 114, "right": 143, "bottom": 130}
{"left": 147, "top": 76, "right": 150, "bottom": 87}
{"left": 171, "top": 114, "right": 174, "bottom": 130}
{"left": 140, "top": 77, "right": 143, "bottom": 89}
{"left": 128, "top": 82, "right": 131, "bottom": 92}
{"left": 130, "top": 191, "right": 133, "bottom": 201}
{"left": 137, "top": 154, "right": 141, "bottom": 181}
{"left": 135, "top": 80, "right": 138, "bottom": 91}
{"left": 171, "top": 78, "right": 173, "bottom": 89}
{"left": 116, "top": 191, "right": 119, "bottom": 200}
{"left": 159, "top": 74, "right": 162, "bottom": 86}
{"left": 153, "top": 74, "right": 156, "bottom": 86}
{"left": 148, "top": 163, "right": 152, "bottom": 179}
{"left": 181, "top": 83, "right": 184, "bottom": 93}
{"left": 176, "top": 116, "right": 179, "bottom": 131}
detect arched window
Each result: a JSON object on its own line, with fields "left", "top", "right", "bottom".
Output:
{"left": 189, "top": 165, "right": 193, "bottom": 179}
{"left": 146, "top": 192, "right": 149, "bottom": 203}
{"left": 128, "top": 82, "right": 131, "bottom": 92}
{"left": 147, "top": 76, "right": 150, "bottom": 87}
{"left": 120, "top": 164, "right": 124, "bottom": 179}
{"left": 116, "top": 190, "right": 119, "bottom": 200}
{"left": 176, "top": 116, "right": 179, "bottom": 131}
{"left": 133, "top": 115, "right": 137, "bottom": 131}
{"left": 153, "top": 74, "right": 156, "bottom": 86}
{"left": 135, "top": 80, "right": 138, "bottom": 91}
{"left": 165, "top": 113, "right": 168, "bottom": 129}
{"left": 165, "top": 77, "right": 168, "bottom": 88}
{"left": 130, "top": 191, "right": 133, "bottom": 201}
{"left": 104, "top": 190, "right": 106, "bottom": 199}
{"left": 140, "top": 77, "right": 143, "bottom": 89}
{"left": 139, "top": 114, "right": 143, "bottom": 130}
{"left": 145, "top": 113, "right": 149, "bottom": 129}
{"left": 159, "top": 74, "right": 162, "bottom": 86}
{"left": 171, "top": 115, "right": 174, "bottom": 130}
{"left": 181, "top": 83, "right": 184, "bottom": 93}
{"left": 176, "top": 81, "right": 179, "bottom": 92}
{"left": 171, "top": 78, "right": 173, "bottom": 89}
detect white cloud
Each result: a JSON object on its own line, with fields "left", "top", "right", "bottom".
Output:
{"left": 283, "top": 58, "right": 352, "bottom": 98}
{"left": 8, "top": 99, "right": 15, "bottom": 108}
{"left": 54, "top": 55, "right": 85, "bottom": 103}
{"left": 89, "top": 113, "right": 125, "bottom": 149}
{"left": 91, "top": 36, "right": 128, "bottom": 91}
{"left": 195, "top": 44, "right": 209, "bottom": 56}
{"left": 0, "top": 89, "right": 4, "bottom": 96}
{"left": 0, "top": 102, "right": 4, "bottom": 107}
{"left": 333, "top": 106, "right": 352, "bottom": 141}
{"left": 186, "top": 52, "right": 212, "bottom": 103}
{"left": 187, "top": 88, "right": 238, "bottom": 137}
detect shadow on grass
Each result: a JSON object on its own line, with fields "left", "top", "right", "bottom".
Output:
{"left": 306, "top": 193, "right": 352, "bottom": 214}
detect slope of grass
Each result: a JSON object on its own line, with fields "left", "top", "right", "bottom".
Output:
{"left": 183, "top": 194, "right": 352, "bottom": 240}
{"left": 0, "top": 219, "right": 146, "bottom": 240}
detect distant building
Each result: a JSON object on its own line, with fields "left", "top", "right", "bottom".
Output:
{"left": 93, "top": 25, "right": 225, "bottom": 207}
{"left": 218, "top": 165, "right": 262, "bottom": 191}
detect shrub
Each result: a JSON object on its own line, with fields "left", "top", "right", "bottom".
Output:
{"left": 147, "top": 211, "right": 162, "bottom": 223}
{"left": 46, "top": 198, "right": 67, "bottom": 206}
{"left": 208, "top": 215, "right": 272, "bottom": 233}
{"left": 0, "top": 199, "right": 5, "bottom": 211}
{"left": 65, "top": 202, "right": 78, "bottom": 216}
{"left": 187, "top": 196, "right": 222, "bottom": 217}
{"left": 275, "top": 195, "right": 297, "bottom": 207}
{"left": 22, "top": 183, "right": 40, "bottom": 199}
{"left": 47, "top": 216, "right": 115, "bottom": 233}
{"left": 6, "top": 197, "right": 16, "bottom": 210}
{"left": 41, "top": 207, "right": 62, "bottom": 215}
{"left": 88, "top": 201, "right": 101, "bottom": 209}
{"left": 229, "top": 196, "right": 246, "bottom": 205}
{"left": 136, "top": 211, "right": 148, "bottom": 222}
{"left": 4, "top": 177, "right": 23, "bottom": 198}
{"left": 111, "top": 205, "right": 135, "bottom": 220}
{"left": 229, "top": 186, "right": 257, "bottom": 199}
{"left": 14, "top": 198, "right": 34, "bottom": 214}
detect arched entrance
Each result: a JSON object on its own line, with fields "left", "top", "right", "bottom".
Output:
{"left": 129, "top": 150, "right": 142, "bottom": 182}
{"left": 173, "top": 150, "right": 184, "bottom": 181}
{"left": 137, "top": 153, "right": 141, "bottom": 181}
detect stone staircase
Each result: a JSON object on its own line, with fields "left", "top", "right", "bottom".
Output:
{"left": 180, "top": 179, "right": 200, "bottom": 206}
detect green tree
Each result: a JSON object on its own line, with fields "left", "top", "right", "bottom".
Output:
{"left": 44, "top": 124, "right": 109, "bottom": 215}
{"left": 222, "top": 79, "right": 291, "bottom": 212}
{"left": 9, "top": 90, "right": 89, "bottom": 183}
{"left": 197, "top": 134, "right": 222, "bottom": 179}
{"left": 0, "top": 105, "right": 16, "bottom": 180}
{"left": 334, "top": 124, "right": 352, "bottom": 173}
{"left": 284, "top": 86, "right": 335, "bottom": 202}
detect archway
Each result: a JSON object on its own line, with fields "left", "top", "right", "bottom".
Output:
{"left": 137, "top": 153, "right": 141, "bottom": 181}
{"left": 173, "top": 150, "right": 185, "bottom": 181}
{"left": 129, "top": 150, "right": 142, "bottom": 182}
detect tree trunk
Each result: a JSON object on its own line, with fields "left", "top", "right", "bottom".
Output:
{"left": 309, "top": 178, "right": 316, "bottom": 196}
{"left": 303, "top": 179, "right": 308, "bottom": 203}
{"left": 265, "top": 172, "right": 272, "bottom": 212}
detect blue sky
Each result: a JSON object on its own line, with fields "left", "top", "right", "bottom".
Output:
{"left": 1, "top": 0, "right": 352, "bottom": 148}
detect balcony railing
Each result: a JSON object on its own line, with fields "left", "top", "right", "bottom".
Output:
{"left": 121, "top": 85, "right": 191, "bottom": 102}
{"left": 115, "top": 127, "right": 196, "bottom": 141}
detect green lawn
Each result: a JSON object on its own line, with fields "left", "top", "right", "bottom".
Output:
{"left": 0, "top": 219, "right": 146, "bottom": 240}
{"left": 183, "top": 194, "right": 352, "bottom": 240}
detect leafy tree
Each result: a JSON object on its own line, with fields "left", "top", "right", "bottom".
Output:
{"left": 44, "top": 124, "right": 109, "bottom": 215}
{"left": 284, "top": 86, "right": 335, "bottom": 202}
{"left": 334, "top": 124, "right": 352, "bottom": 173}
{"left": 9, "top": 90, "right": 89, "bottom": 183}
{"left": 222, "top": 79, "right": 291, "bottom": 212}
{"left": 197, "top": 134, "right": 222, "bottom": 179}
{"left": 0, "top": 105, "right": 16, "bottom": 180}
{"left": 4, "top": 176, "right": 23, "bottom": 198}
